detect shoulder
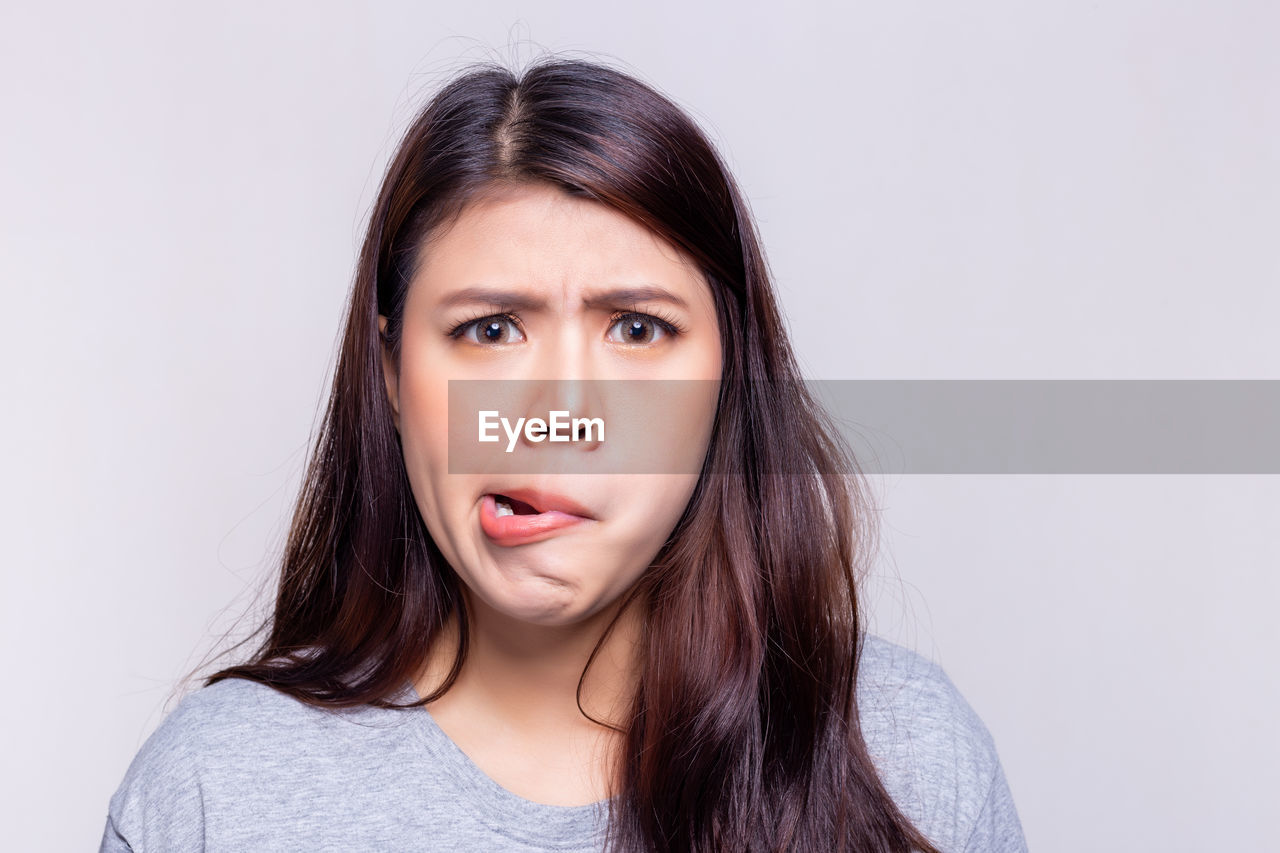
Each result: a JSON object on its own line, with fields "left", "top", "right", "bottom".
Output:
{"left": 110, "top": 676, "right": 327, "bottom": 783}
{"left": 101, "top": 678, "right": 287, "bottom": 850}
{"left": 856, "top": 634, "right": 1028, "bottom": 853}
{"left": 101, "top": 677, "right": 407, "bottom": 851}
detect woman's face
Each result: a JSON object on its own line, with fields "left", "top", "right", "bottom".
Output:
{"left": 380, "top": 182, "right": 722, "bottom": 627}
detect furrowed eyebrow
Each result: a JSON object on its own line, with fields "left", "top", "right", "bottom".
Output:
{"left": 436, "top": 285, "right": 690, "bottom": 311}
{"left": 582, "top": 286, "right": 689, "bottom": 311}
{"left": 436, "top": 287, "right": 544, "bottom": 311}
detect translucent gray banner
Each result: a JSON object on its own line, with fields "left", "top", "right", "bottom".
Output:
{"left": 447, "top": 380, "right": 1280, "bottom": 474}
{"left": 814, "top": 380, "right": 1280, "bottom": 474}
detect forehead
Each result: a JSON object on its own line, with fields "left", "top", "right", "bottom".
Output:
{"left": 410, "top": 183, "right": 709, "bottom": 301}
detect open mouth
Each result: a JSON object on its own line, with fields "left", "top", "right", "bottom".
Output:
{"left": 491, "top": 494, "right": 539, "bottom": 517}
{"left": 479, "top": 491, "right": 590, "bottom": 546}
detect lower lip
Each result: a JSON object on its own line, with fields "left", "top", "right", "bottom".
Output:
{"left": 478, "top": 494, "right": 590, "bottom": 546}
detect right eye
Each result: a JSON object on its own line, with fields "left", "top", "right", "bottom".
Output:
{"left": 449, "top": 314, "right": 526, "bottom": 346}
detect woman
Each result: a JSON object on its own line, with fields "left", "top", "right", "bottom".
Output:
{"left": 101, "top": 56, "right": 1026, "bottom": 852}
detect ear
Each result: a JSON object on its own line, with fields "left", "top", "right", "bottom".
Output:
{"left": 377, "top": 315, "right": 401, "bottom": 432}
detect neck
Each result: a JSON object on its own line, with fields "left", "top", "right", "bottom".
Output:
{"left": 416, "top": 588, "right": 643, "bottom": 733}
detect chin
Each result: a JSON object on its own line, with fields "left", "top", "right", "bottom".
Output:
{"left": 482, "top": 574, "right": 599, "bottom": 626}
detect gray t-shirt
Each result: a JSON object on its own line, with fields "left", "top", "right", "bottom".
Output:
{"left": 100, "top": 634, "right": 1027, "bottom": 851}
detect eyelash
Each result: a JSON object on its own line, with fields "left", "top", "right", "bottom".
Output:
{"left": 446, "top": 310, "right": 518, "bottom": 340}
{"left": 446, "top": 308, "right": 688, "bottom": 341}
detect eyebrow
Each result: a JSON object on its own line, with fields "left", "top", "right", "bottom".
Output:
{"left": 436, "top": 285, "right": 690, "bottom": 312}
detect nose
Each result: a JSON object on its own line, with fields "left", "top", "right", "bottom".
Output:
{"left": 518, "top": 324, "right": 606, "bottom": 457}
{"left": 518, "top": 377, "right": 606, "bottom": 454}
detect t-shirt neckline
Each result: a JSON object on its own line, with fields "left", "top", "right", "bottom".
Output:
{"left": 398, "top": 680, "right": 613, "bottom": 848}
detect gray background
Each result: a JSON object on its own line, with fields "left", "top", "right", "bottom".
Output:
{"left": 3, "top": 2, "right": 1277, "bottom": 850}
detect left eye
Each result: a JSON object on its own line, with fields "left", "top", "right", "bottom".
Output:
{"left": 606, "top": 313, "right": 674, "bottom": 346}
{"left": 453, "top": 314, "right": 525, "bottom": 345}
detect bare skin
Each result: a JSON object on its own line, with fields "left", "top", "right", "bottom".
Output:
{"left": 413, "top": 588, "right": 641, "bottom": 806}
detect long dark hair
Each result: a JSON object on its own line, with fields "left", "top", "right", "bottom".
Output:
{"left": 208, "top": 56, "right": 941, "bottom": 853}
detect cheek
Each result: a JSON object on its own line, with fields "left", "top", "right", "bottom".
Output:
{"left": 398, "top": 356, "right": 449, "bottom": 453}
{"left": 394, "top": 356, "right": 457, "bottom": 531}
{"left": 653, "top": 478, "right": 699, "bottom": 541}
{"left": 610, "top": 474, "right": 701, "bottom": 559}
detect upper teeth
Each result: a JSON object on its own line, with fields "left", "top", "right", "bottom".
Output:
{"left": 494, "top": 497, "right": 514, "bottom": 517}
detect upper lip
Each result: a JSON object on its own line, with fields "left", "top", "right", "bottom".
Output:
{"left": 486, "top": 487, "right": 596, "bottom": 520}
